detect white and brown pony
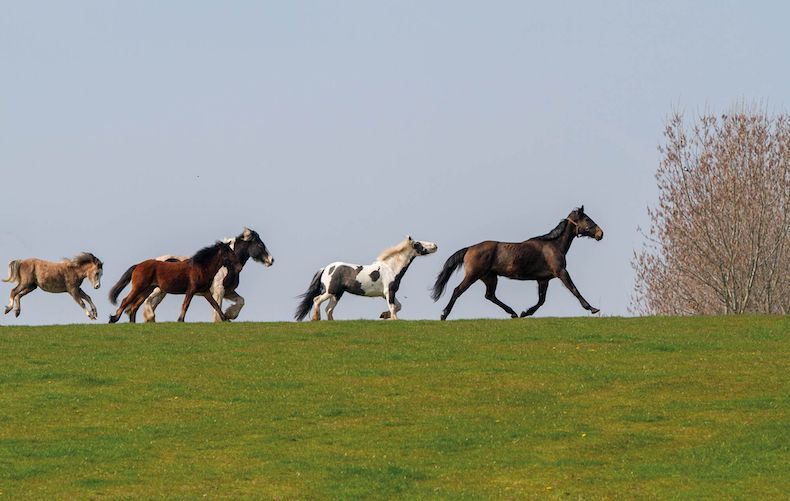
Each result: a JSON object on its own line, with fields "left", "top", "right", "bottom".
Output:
{"left": 108, "top": 242, "right": 242, "bottom": 323}
{"left": 138, "top": 228, "right": 274, "bottom": 322}
{"left": 3, "top": 253, "right": 104, "bottom": 320}
{"left": 295, "top": 236, "right": 438, "bottom": 321}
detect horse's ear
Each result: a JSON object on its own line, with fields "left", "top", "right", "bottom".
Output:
{"left": 579, "top": 205, "right": 585, "bottom": 213}
{"left": 242, "top": 227, "right": 252, "bottom": 240}
{"left": 406, "top": 235, "right": 413, "bottom": 241}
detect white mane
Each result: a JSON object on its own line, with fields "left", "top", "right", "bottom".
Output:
{"left": 376, "top": 237, "right": 413, "bottom": 263}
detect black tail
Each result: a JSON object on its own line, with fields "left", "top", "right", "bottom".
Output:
{"left": 109, "top": 265, "right": 136, "bottom": 305}
{"left": 294, "top": 269, "right": 324, "bottom": 321}
{"left": 431, "top": 247, "right": 468, "bottom": 301}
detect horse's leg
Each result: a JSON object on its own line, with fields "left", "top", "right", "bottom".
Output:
{"left": 80, "top": 290, "right": 98, "bottom": 320}
{"left": 210, "top": 288, "right": 224, "bottom": 323}
{"left": 440, "top": 274, "right": 479, "bottom": 321}
{"left": 143, "top": 287, "right": 166, "bottom": 323}
{"left": 325, "top": 295, "right": 338, "bottom": 321}
{"left": 480, "top": 273, "right": 518, "bottom": 318}
{"left": 127, "top": 289, "right": 154, "bottom": 323}
{"left": 222, "top": 290, "right": 244, "bottom": 321}
{"left": 385, "top": 296, "right": 401, "bottom": 320}
{"left": 521, "top": 279, "right": 549, "bottom": 317}
{"left": 177, "top": 292, "right": 195, "bottom": 322}
{"left": 202, "top": 293, "right": 227, "bottom": 322}
{"left": 5, "top": 283, "right": 23, "bottom": 315}
{"left": 110, "top": 284, "right": 147, "bottom": 323}
{"left": 557, "top": 269, "right": 599, "bottom": 314}
{"left": 311, "top": 292, "right": 332, "bottom": 321}
{"left": 10, "top": 285, "right": 36, "bottom": 317}
{"left": 69, "top": 288, "right": 95, "bottom": 320}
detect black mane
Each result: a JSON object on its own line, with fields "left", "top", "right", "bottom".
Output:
{"left": 532, "top": 220, "right": 569, "bottom": 241}
{"left": 190, "top": 242, "right": 226, "bottom": 266}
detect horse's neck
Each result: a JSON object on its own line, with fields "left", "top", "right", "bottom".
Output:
{"left": 231, "top": 238, "right": 251, "bottom": 267}
{"left": 556, "top": 223, "right": 576, "bottom": 255}
{"left": 380, "top": 252, "right": 416, "bottom": 275}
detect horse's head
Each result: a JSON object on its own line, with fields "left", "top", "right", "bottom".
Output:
{"left": 241, "top": 227, "right": 274, "bottom": 267}
{"left": 568, "top": 206, "right": 604, "bottom": 241}
{"left": 407, "top": 236, "right": 439, "bottom": 256}
{"left": 72, "top": 252, "right": 103, "bottom": 289}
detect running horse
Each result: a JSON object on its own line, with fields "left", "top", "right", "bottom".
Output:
{"left": 108, "top": 241, "right": 242, "bottom": 323}
{"left": 432, "top": 206, "right": 604, "bottom": 320}
{"left": 3, "top": 253, "right": 104, "bottom": 320}
{"left": 295, "top": 236, "right": 438, "bottom": 321}
{"left": 139, "top": 227, "right": 273, "bottom": 322}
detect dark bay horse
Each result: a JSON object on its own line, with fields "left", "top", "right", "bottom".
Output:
{"left": 108, "top": 242, "right": 242, "bottom": 323}
{"left": 141, "top": 227, "right": 274, "bottom": 322}
{"left": 432, "top": 206, "right": 604, "bottom": 320}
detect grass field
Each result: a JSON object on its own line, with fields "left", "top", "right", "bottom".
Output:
{"left": 0, "top": 316, "right": 787, "bottom": 498}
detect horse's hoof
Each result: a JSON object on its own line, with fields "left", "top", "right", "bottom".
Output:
{"left": 3, "top": 307, "right": 10, "bottom": 315}
{"left": 380, "top": 311, "right": 391, "bottom": 319}
{"left": 590, "top": 308, "right": 600, "bottom": 314}
{"left": 108, "top": 315, "right": 117, "bottom": 324}
{"left": 14, "top": 310, "right": 20, "bottom": 318}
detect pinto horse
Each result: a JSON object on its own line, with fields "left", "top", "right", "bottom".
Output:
{"left": 432, "top": 206, "right": 604, "bottom": 320}
{"left": 140, "top": 227, "right": 274, "bottom": 322}
{"left": 3, "top": 253, "right": 103, "bottom": 320}
{"left": 108, "top": 242, "right": 242, "bottom": 323}
{"left": 295, "top": 236, "right": 438, "bottom": 321}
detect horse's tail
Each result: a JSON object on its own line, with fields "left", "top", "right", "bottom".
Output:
{"left": 2, "top": 260, "right": 20, "bottom": 283}
{"left": 109, "top": 265, "right": 136, "bottom": 305}
{"left": 294, "top": 268, "right": 324, "bottom": 321}
{"left": 431, "top": 247, "right": 468, "bottom": 301}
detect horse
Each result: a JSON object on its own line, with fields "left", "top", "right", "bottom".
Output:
{"left": 139, "top": 227, "right": 274, "bottom": 322}
{"left": 3, "top": 253, "right": 103, "bottom": 320}
{"left": 108, "top": 241, "right": 242, "bottom": 323}
{"left": 295, "top": 236, "right": 438, "bottom": 321}
{"left": 432, "top": 206, "right": 604, "bottom": 320}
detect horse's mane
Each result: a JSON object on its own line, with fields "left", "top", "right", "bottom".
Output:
{"left": 377, "top": 238, "right": 411, "bottom": 262}
{"left": 191, "top": 242, "right": 226, "bottom": 266}
{"left": 68, "top": 252, "right": 101, "bottom": 266}
{"left": 531, "top": 207, "right": 584, "bottom": 241}
{"left": 532, "top": 220, "right": 569, "bottom": 241}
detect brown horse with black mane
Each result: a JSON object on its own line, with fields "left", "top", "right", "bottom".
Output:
{"left": 432, "top": 206, "right": 604, "bottom": 320}
{"left": 108, "top": 242, "right": 242, "bottom": 323}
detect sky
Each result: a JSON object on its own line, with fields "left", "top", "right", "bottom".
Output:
{"left": 2, "top": 1, "right": 789, "bottom": 325}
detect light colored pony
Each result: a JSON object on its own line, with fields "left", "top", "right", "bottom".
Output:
{"left": 295, "top": 236, "right": 437, "bottom": 321}
{"left": 138, "top": 228, "right": 274, "bottom": 322}
{"left": 3, "top": 253, "right": 103, "bottom": 320}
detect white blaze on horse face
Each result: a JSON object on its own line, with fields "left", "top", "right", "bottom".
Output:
{"left": 417, "top": 241, "right": 438, "bottom": 255}
{"left": 91, "top": 268, "right": 102, "bottom": 289}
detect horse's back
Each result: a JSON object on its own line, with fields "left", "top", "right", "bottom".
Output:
{"left": 322, "top": 261, "right": 386, "bottom": 297}
{"left": 467, "top": 240, "right": 551, "bottom": 280}
{"left": 20, "top": 258, "right": 70, "bottom": 292}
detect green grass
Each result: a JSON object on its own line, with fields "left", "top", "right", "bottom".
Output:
{"left": 0, "top": 316, "right": 787, "bottom": 498}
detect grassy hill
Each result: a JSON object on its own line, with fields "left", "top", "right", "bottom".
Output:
{"left": 0, "top": 316, "right": 787, "bottom": 498}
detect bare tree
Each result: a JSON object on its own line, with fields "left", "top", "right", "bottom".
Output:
{"left": 632, "top": 106, "right": 789, "bottom": 315}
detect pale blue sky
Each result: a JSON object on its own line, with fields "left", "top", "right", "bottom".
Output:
{"left": 2, "top": 1, "right": 788, "bottom": 324}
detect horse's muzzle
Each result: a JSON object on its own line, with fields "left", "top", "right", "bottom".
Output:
{"left": 595, "top": 229, "right": 604, "bottom": 241}
{"left": 94, "top": 283, "right": 101, "bottom": 289}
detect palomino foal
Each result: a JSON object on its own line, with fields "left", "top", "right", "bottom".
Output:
{"left": 3, "top": 253, "right": 103, "bottom": 320}
{"left": 295, "top": 236, "right": 437, "bottom": 321}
